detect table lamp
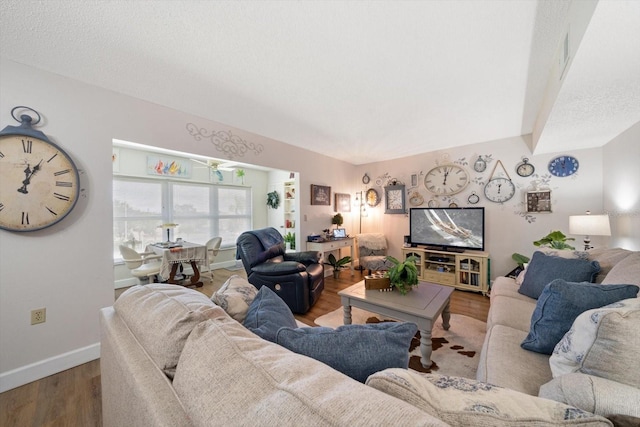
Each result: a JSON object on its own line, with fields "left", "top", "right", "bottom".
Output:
{"left": 569, "top": 212, "right": 611, "bottom": 250}
{"left": 158, "top": 223, "right": 179, "bottom": 242}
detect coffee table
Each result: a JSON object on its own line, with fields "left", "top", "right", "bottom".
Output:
{"left": 338, "top": 280, "right": 453, "bottom": 368}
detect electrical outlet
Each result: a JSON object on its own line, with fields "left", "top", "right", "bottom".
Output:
{"left": 31, "top": 308, "right": 46, "bottom": 325}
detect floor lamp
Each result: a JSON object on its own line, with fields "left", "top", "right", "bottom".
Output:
{"left": 354, "top": 191, "right": 368, "bottom": 271}
{"left": 569, "top": 211, "right": 611, "bottom": 250}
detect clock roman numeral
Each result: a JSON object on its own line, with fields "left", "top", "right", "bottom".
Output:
{"left": 46, "top": 206, "right": 58, "bottom": 216}
{"left": 0, "top": 151, "right": 4, "bottom": 158}
{"left": 54, "top": 193, "right": 70, "bottom": 201}
{"left": 56, "top": 181, "right": 73, "bottom": 187}
{"left": 0, "top": 203, "right": 4, "bottom": 211}
{"left": 22, "top": 139, "right": 32, "bottom": 154}
{"left": 54, "top": 169, "right": 71, "bottom": 176}
{"left": 22, "top": 212, "right": 29, "bottom": 225}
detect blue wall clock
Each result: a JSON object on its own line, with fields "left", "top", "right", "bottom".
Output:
{"left": 548, "top": 155, "right": 579, "bottom": 177}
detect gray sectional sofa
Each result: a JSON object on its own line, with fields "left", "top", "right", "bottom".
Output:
{"left": 477, "top": 248, "right": 640, "bottom": 419}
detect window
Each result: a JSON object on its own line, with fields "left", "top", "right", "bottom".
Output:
{"left": 113, "top": 177, "right": 251, "bottom": 259}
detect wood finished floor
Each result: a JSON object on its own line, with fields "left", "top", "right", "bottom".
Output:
{"left": 0, "top": 269, "right": 489, "bottom": 427}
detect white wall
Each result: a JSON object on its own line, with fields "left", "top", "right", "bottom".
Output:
{"left": 603, "top": 121, "right": 640, "bottom": 250}
{"left": 0, "top": 59, "right": 353, "bottom": 392}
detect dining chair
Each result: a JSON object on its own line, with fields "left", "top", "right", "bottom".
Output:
{"left": 202, "top": 237, "right": 222, "bottom": 280}
{"left": 119, "top": 245, "right": 163, "bottom": 284}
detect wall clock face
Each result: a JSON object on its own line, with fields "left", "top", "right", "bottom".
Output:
{"left": 365, "top": 188, "right": 380, "bottom": 207}
{"left": 424, "top": 164, "right": 469, "bottom": 195}
{"left": 384, "top": 185, "right": 405, "bottom": 214}
{"left": 467, "top": 192, "right": 480, "bottom": 204}
{"left": 0, "top": 132, "right": 80, "bottom": 231}
{"left": 548, "top": 155, "right": 579, "bottom": 177}
{"left": 516, "top": 158, "right": 535, "bottom": 177}
{"left": 473, "top": 156, "right": 487, "bottom": 172}
{"left": 362, "top": 173, "right": 370, "bottom": 184}
{"left": 483, "top": 177, "right": 515, "bottom": 203}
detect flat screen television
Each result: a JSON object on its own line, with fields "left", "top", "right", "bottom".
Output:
{"left": 409, "top": 207, "right": 485, "bottom": 252}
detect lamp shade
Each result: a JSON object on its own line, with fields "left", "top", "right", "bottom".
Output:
{"left": 569, "top": 214, "right": 611, "bottom": 236}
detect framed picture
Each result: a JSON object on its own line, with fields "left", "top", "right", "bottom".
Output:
{"left": 526, "top": 190, "right": 552, "bottom": 213}
{"left": 335, "top": 193, "right": 351, "bottom": 212}
{"left": 384, "top": 184, "right": 406, "bottom": 214}
{"left": 311, "top": 184, "right": 331, "bottom": 205}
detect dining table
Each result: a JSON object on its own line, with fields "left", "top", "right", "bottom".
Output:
{"left": 146, "top": 241, "right": 208, "bottom": 288}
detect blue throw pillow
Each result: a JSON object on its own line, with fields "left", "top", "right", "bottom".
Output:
{"left": 243, "top": 286, "right": 298, "bottom": 342}
{"left": 521, "top": 279, "right": 638, "bottom": 354}
{"left": 275, "top": 322, "right": 418, "bottom": 383}
{"left": 518, "top": 251, "right": 601, "bottom": 299}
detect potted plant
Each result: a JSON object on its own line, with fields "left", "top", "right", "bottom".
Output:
{"left": 283, "top": 232, "right": 295, "bottom": 251}
{"left": 324, "top": 253, "right": 352, "bottom": 279}
{"left": 385, "top": 255, "right": 419, "bottom": 295}
{"left": 331, "top": 213, "right": 344, "bottom": 229}
{"left": 512, "top": 230, "right": 576, "bottom": 266}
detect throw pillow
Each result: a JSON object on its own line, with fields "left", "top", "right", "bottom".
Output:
{"left": 601, "top": 252, "right": 640, "bottom": 287}
{"left": 275, "top": 322, "right": 417, "bottom": 383}
{"left": 521, "top": 280, "right": 639, "bottom": 354}
{"left": 366, "top": 369, "right": 611, "bottom": 426}
{"left": 518, "top": 251, "right": 601, "bottom": 299}
{"left": 243, "top": 286, "right": 297, "bottom": 342}
{"left": 211, "top": 274, "right": 258, "bottom": 323}
{"left": 587, "top": 247, "right": 632, "bottom": 283}
{"left": 550, "top": 297, "right": 640, "bottom": 389}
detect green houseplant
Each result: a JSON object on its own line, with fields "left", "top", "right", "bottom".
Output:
{"left": 283, "top": 232, "right": 295, "bottom": 250}
{"left": 385, "top": 255, "right": 419, "bottom": 295}
{"left": 331, "top": 213, "right": 344, "bottom": 228}
{"left": 324, "top": 253, "right": 352, "bottom": 279}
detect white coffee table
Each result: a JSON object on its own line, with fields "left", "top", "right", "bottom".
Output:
{"left": 338, "top": 280, "right": 453, "bottom": 368}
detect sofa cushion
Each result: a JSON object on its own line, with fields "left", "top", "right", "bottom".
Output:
{"left": 173, "top": 317, "right": 448, "bottom": 426}
{"left": 113, "top": 283, "right": 225, "bottom": 378}
{"left": 477, "top": 324, "right": 551, "bottom": 396}
{"left": 211, "top": 274, "right": 258, "bottom": 323}
{"left": 550, "top": 297, "right": 640, "bottom": 388}
{"left": 540, "top": 373, "right": 640, "bottom": 418}
{"left": 601, "top": 251, "right": 640, "bottom": 286}
{"left": 518, "top": 251, "right": 600, "bottom": 299}
{"left": 521, "top": 280, "right": 639, "bottom": 354}
{"left": 366, "top": 369, "right": 612, "bottom": 426}
{"left": 243, "top": 285, "right": 298, "bottom": 342}
{"left": 486, "top": 294, "right": 536, "bottom": 332}
{"left": 587, "top": 248, "right": 632, "bottom": 283}
{"left": 275, "top": 322, "right": 417, "bottom": 383}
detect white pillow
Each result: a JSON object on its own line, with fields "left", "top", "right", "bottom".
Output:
{"left": 211, "top": 275, "right": 258, "bottom": 323}
{"left": 550, "top": 297, "right": 640, "bottom": 388}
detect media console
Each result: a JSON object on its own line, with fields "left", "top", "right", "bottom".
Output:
{"left": 402, "top": 247, "right": 490, "bottom": 295}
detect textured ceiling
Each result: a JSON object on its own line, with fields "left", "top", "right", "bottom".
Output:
{"left": 1, "top": 1, "right": 638, "bottom": 165}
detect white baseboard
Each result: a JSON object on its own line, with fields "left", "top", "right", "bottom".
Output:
{"left": 0, "top": 343, "right": 100, "bottom": 393}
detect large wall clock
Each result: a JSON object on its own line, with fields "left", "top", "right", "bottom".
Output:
{"left": 484, "top": 159, "right": 515, "bottom": 203}
{"left": 0, "top": 107, "right": 80, "bottom": 232}
{"left": 424, "top": 164, "right": 469, "bottom": 196}
{"left": 548, "top": 155, "right": 579, "bottom": 177}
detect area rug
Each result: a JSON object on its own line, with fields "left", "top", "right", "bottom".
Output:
{"left": 314, "top": 307, "right": 486, "bottom": 379}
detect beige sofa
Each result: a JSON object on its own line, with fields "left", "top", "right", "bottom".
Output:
{"left": 101, "top": 282, "right": 617, "bottom": 426}
{"left": 477, "top": 248, "right": 640, "bottom": 418}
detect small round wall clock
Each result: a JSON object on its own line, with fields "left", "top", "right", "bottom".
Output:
{"left": 483, "top": 159, "right": 516, "bottom": 203}
{"left": 362, "top": 173, "right": 370, "bottom": 184}
{"left": 548, "top": 155, "right": 579, "bottom": 177}
{"left": 516, "top": 158, "right": 535, "bottom": 177}
{"left": 473, "top": 156, "right": 487, "bottom": 172}
{"left": 366, "top": 188, "right": 380, "bottom": 207}
{"left": 467, "top": 192, "right": 480, "bottom": 204}
{"left": 0, "top": 107, "right": 80, "bottom": 232}
{"left": 424, "top": 164, "right": 469, "bottom": 196}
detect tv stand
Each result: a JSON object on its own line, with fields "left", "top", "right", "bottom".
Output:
{"left": 402, "top": 247, "right": 490, "bottom": 295}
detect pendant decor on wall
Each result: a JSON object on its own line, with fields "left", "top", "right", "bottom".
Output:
{"left": 186, "top": 123, "right": 264, "bottom": 159}
{"left": 483, "top": 160, "right": 516, "bottom": 203}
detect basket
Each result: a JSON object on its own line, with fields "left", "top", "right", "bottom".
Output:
{"left": 364, "top": 274, "right": 392, "bottom": 290}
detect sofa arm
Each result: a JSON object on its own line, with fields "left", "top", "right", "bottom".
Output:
{"left": 284, "top": 251, "right": 321, "bottom": 266}
{"left": 251, "top": 261, "right": 306, "bottom": 276}
{"left": 540, "top": 373, "right": 640, "bottom": 418}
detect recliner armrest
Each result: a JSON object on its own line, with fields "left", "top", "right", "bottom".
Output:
{"left": 252, "top": 261, "right": 306, "bottom": 276}
{"left": 285, "top": 251, "right": 321, "bottom": 266}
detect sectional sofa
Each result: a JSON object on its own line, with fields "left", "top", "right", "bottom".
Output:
{"left": 100, "top": 265, "right": 633, "bottom": 426}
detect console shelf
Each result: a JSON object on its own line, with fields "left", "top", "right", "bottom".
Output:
{"left": 402, "top": 247, "right": 489, "bottom": 295}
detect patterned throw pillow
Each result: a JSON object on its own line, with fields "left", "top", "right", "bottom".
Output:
{"left": 518, "top": 251, "right": 600, "bottom": 299}
{"left": 550, "top": 297, "right": 640, "bottom": 388}
{"left": 366, "top": 369, "right": 611, "bottom": 426}
{"left": 211, "top": 275, "right": 258, "bottom": 323}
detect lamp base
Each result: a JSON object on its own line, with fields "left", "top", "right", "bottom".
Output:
{"left": 583, "top": 237, "right": 592, "bottom": 251}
